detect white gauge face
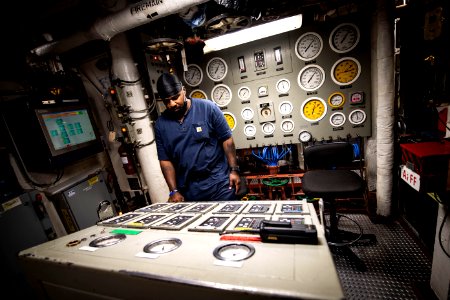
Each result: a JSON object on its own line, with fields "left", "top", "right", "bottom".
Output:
{"left": 329, "top": 112, "right": 346, "bottom": 127}
{"left": 183, "top": 64, "right": 203, "bottom": 87}
{"left": 331, "top": 57, "right": 362, "bottom": 86}
{"left": 280, "top": 119, "right": 295, "bottom": 133}
{"left": 298, "top": 130, "right": 312, "bottom": 142}
{"left": 295, "top": 32, "right": 323, "bottom": 61}
{"left": 211, "top": 84, "right": 232, "bottom": 107}
{"left": 213, "top": 243, "right": 255, "bottom": 261}
{"left": 279, "top": 101, "right": 293, "bottom": 115}
{"left": 237, "top": 86, "right": 251, "bottom": 100}
{"left": 243, "top": 124, "right": 256, "bottom": 137}
{"left": 241, "top": 107, "right": 254, "bottom": 120}
{"left": 328, "top": 92, "right": 346, "bottom": 108}
{"left": 206, "top": 57, "right": 228, "bottom": 82}
{"left": 143, "top": 238, "right": 182, "bottom": 254}
{"left": 329, "top": 23, "right": 360, "bottom": 53}
{"left": 261, "top": 122, "right": 275, "bottom": 135}
{"left": 349, "top": 109, "right": 366, "bottom": 125}
{"left": 276, "top": 78, "right": 291, "bottom": 94}
{"left": 257, "top": 85, "right": 268, "bottom": 97}
{"left": 298, "top": 64, "right": 326, "bottom": 91}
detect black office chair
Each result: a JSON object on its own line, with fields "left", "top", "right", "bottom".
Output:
{"left": 301, "top": 141, "right": 376, "bottom": 271}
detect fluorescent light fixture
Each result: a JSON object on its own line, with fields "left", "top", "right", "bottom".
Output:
{"left": 203, "top": 14, "right": 302, "bottom": 54}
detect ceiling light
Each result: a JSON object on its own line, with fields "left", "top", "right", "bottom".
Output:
{"left": 203, "top": 14, "right": 302, "bottom": 54}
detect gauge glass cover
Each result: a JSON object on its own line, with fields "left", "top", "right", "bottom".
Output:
{"left": 223, "top": 112, "right": 236, "bottom": 130}
{"left": 211, "top": 84, "right": 232, "bottom": 107}
{"left": 298, "top": 130, "right": 312, "bottom": 142}
{"left": 213, "top": 243, "right": 255, "bottom": 261}
{"left": 328, "top": 92, "right": 346, "bottom": 108}
{"left": 183, "top": 64, "right": 203, "bottom": 87}
{"left": 190, "top": 89, "right": 207, "bottom": 99}
{"left": 241, "top": 107, "right": 254, "bottom": 120}
{"left": 243, "top": 124, "right": 256, "bottom": 137}
{"left": 298, "top": 65, "right": 326, "bottom": 91}
{"left": 295, "top": 32, "right": 323, "bottom": 61}
{"left": 331, "top": 57, "right": 361, "bottom": 86}
{"left": 261, "top": 122, "right": 275, "bottom": 135}
{"left": 349, "top": 109, "right": 366, "bottom": 125}
{"left": 329, "top": 112, "right": 346, "bottom": 127}
{"left": 276, "top": 78, "right": 291, "bottom": 94}
{"left": 206, "top": 57, "right": 228, "bottom": 82}
{"left": 280, "top": 119, "right": 295, "bottom": 133}
{"left": 143, "top": 238, "right": 182, "bottom": 254}
{"left": 329, "top": 23, "right": 360, "bottom": 53}
{"left": 300, "top": 97, "right": 328, "bottom": 122}
{"left": 238, "top": 86, "right": 251, "bottom": 100}
{"left": 279, "top": 101, "right": 293, "bottom": 115}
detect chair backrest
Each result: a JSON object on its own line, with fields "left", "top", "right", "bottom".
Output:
{"left": 303, "top": 142, "right": 355, "bottom": 170}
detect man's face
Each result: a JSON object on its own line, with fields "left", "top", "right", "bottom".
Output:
{"left": 162, "top": 89, "right": 187, "bottom": 118}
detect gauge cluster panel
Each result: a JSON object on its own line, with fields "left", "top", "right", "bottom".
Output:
{"left": 179, "top": 18, "right": 371, "bottom": 149}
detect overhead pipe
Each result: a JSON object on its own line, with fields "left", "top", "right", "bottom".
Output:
{"left": 31, "top": 0, "right": 210, "bottom": 56}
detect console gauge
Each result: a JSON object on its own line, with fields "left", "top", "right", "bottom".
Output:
{"left": 183, "top": 64, "right": 203, "bottom": 87}
{"left": 213, "top": 243, "right": 255, "bottom": 262}
{"left": 223, "top": 112, "right": 236, "bottom": 130}
{"left": 241, "top": 107, "right": 254, "bottom": 120}
{"left": 328, "top": 92, "right": 346, "bottom": 108}
{"left": 349, "top": 109, "right": 366, "bottom": 125}
{"left": 244, "top": 124, "right": 256, "bottom": 137}
{"left": 261, "top": 122, "right": 275, "bottom": 135}
{"left": 279, "top": 101, "right": 293, "bottom": 115}
{"left": 300, "top": 97, "right": 327, "bottom": 122}
{"left": 280, "top": 119, "right": 295, "bottom": 133}
{"left": 295, "top": 32, "right": 323, "bottom": 61}
{"left": 298, "top": 130, "right": 312, "bottom": 143}
{"left": 331, "top": 57, "right": 361, "bottom": 86}
{"left": 237, "top": 86, "right": 251, "bottom": 100}
{"left": 206, "top": 57, "right": 228, "bottom": 82}
{"left": 329, "top": 112, "right": 346, "bottom": 127}
{"left": 350, "top": 91, "right": 364, "bottom": 104}
{"left": 190, "top": 89, "right": 207, "bottom": 99}
{"left": 143, "top": 238, "right": 182, "bottom": 254}
{"left": 211, "top": 84, "right": 232, "bottom": 107}
{"left": 329, "top": 23, "right": 360, "bottom": 53}
{"left": 298, "top": 64, "right": 326, "bottom": 91}
{"left": 275, "top": 78, "right": 291, "bottom": 94}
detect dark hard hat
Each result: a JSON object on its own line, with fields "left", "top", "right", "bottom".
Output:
{"left": 156, "top": 73, "right": 183, "bottom": 99}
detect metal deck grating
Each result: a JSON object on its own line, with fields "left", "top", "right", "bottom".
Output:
{"left": 331, "top": 214, "right": 434, "bottom": 300}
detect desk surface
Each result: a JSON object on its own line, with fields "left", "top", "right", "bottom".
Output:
{"left": 19, "top": 200, "right": 344, "bottom": 300}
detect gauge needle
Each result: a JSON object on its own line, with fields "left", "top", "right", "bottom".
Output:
{"left": 215, "top": 65, "right": 219, "bottom": 74}
{"left": 340, "top": 32, "right": 349, "bottom": 44}
{"left": 305, "top": 40, "right": 313, "bottom": 53}
{"left": 308, "top": 71, "right": 316, "bottom": 83}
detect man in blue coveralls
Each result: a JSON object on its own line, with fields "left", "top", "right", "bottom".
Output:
{"left": 154, "top": 73, "right": 241, "bottom": 202}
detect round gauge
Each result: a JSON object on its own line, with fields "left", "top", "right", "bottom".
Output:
{"left": 298, "top": 130, "right": 312, "bottom": 143}
{"left": 329, "top": 23, "right": 360, "bottom": 53}
{"left": 280, "top": 119, "right": 295, "bottom": 133}
{"left": 237, "top": 86, "right": 251, "bottom": 101}
{"left": 243, "top": 124, "right": 256, "bottom": 137}
{"left": 276, "top": 78, "right": 291, "bottom": 94}
{"left": 143, "top": 238, "right": 182, "bottom": 254}
{"left": 89, "top": 234, "right": 126, "bottom": 248}
{"left": 331, "top": 57, "right": 361, "bottom": 86}
{"left": 349, "top": 109, "right": 367, "bottom": 125}
{"left": 183, "top": 64, "right": 203, "bottom": 87}
{"left": 241, "top": 107, "right": 254, "bottom": 120}
{"left": 297, "top": 64, "right": 326, "bottom": 91}
{"left": 300, "top": 97, "right": 328, "bottom": 122}
{"left": 213, "top": 243, "right": 255, "bottom": 262}
{"left": 223, "top": 112, "right": 236, "bottom": 130}
{"left": 190, "top": 89, "right": 207, "bottom": 99}
{"left": 279, "top": 101, "right": 293, "bottom": 115}
{"left": 328, "top": 92, "right": 346, "bottom": 108}
{"left": 206, "top": 57, "right": 228, "bottom": 82}
{"left": 295, "top": 32, "right": 323, "bottom": 61}
{"left": 257, "top": 85, "right": 268, "bottom": 97}
{"left": 211, "top": 84, "right": 232, "bottom": 107}
{"left": 350, "top": 91, "right": 364, "bottom": 104}
{"left": 329, "top": 112, "right": 346, "bottom": 127}
{"left": 261, "top": 122, "right": 275, "bottom": 135}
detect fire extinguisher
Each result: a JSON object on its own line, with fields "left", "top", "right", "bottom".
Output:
{"left": 118, "top": 138, "right": 136, "bottom": 175}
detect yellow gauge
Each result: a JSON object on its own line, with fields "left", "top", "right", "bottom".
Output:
{"left": 331, "top": 57, "right": 361, "bottom": 86}
{"left": 328, "top": 92, "right": 346, "bottom": 108}
{"left": 300, "top": 97, "right": 328, "bottom": 122}
{"left": 223, "top": 112, "right": 236, "bottom": 130}
{"left": 190, "top": 89, "right": 207, "bottom": 99}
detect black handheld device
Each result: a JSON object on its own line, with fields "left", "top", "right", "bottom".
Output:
{"left": 259, "top": 220, "right": 318, "bottom": 244}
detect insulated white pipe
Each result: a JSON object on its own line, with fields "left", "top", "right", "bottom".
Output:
{"left": 110, "top": 33, "right": 168, "bottom": 203}
{"left": 31, "top": 0, "right": 209, "bottom": 56}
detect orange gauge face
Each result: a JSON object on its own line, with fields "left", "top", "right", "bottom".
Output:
{"left": 331, "top": 57, "right": 361, "bottom": 86}
{"left": 301, "top": 97, "right": 327, "bottom": 122}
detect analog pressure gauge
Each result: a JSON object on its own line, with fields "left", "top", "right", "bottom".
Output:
{"left": 295, "top": 32, "right": 323, "bottom": 61}
{"left": 276, "top": 78, "right": 291, "bottom": 94}
{"left": 328, "top": 92, "right": 346, "bottom": 108}
{"left": 237, "top": 86, "right": 251, "bottom": 101}
{"left": 331, "top": 57, "right": 361, "bottom": 86}
{"left": 223, "top": 112, "right": 237, "bottom": 130}
{"left": 244, "top": 124, "right": 256, "bottom": 137}
{"left": 298, "top": 130, "right": 312, "bottom": 143}
{"left": 298, "top": 64, "right": 326, "bottom": 91}
{"left": 261, "top": 122, "right": 275, "bottom": 135}
{"left": 206, "top": 57, "right": 228, "bottom": 82}
{"left": 329, "top": 112, "right": 346, "bottom": 127}
{"left": 349, "top": 109, "right": 366, "bottom": 125}
{"left": 280, "top": 119, "right": 295, "bottom": 133}
{"left": 211, "top": 84, "right": 232, "bottom": 107}
{"left": 301, "top": 97, "right": 328, "bottom": 122}
{"left": 190, "top": 89, "right": 207, "bottom": 99}
{"left": 143, "top": 238, "right": 182, "bottom": 254}
{"left": 279, "top": 101, "right": 293, "bottom": 115}
{"left": 329, "top": 23, "right": 360, "bottom": 53}
{"left": 241, "top": 107, "right": 254, "bottom": 120}
{"left": 183, "top": 64, "right": 203, "bottom": 87}
{"left": 213, "top": 243, "right": 255, "bottom": 262}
